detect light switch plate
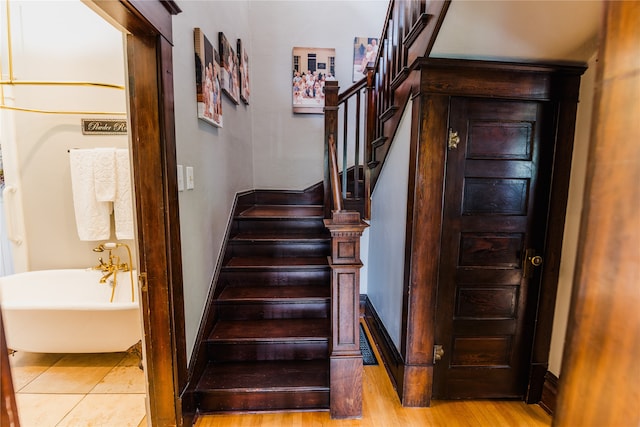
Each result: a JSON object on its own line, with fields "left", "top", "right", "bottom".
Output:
{"left": 177, "top": 165, "right": 184, "bottom": 191}
{"left": 186, "top": 166, "right": 194, "bottom": 190}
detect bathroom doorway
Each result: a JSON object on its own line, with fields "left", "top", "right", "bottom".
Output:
{"left": 0, "top": 0, "right": 145, "bottom": 425}
{"left": 2, "top": 0, "right": 186, "bottom": 425}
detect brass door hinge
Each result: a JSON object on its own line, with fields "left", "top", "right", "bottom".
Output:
{"left": 434, "top": 344, "right": 444, "bottom": 363}
{"left": 448, "top": 128, "right": 460, "bottom": 150}
{"left": 138, "top": 272, "right": 148, "bottom": 292}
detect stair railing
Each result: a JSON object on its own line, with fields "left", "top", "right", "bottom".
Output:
{"left": 322, "top": 0, "right": 450, "bottom": 419}
{"left": 323, "top": 75, "right": 371, "bottom": 219}
{"left": 325, "top": 0, "right": 450, "bottom": 205}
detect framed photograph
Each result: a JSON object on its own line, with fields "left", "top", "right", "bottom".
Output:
{"left": 353, "top": 37, "right": 379, "bottom": 82}
{"left": 219, "top": 32, "right": 240, "bottom": 105}
{"left": 292, "top": 47, "right": 336, "bottom": 114}
{"left": 237, "top": 39, "right": 250, "bottom": 105}
{"left": 194, "top": 28, "right": 223, "bottom": 127}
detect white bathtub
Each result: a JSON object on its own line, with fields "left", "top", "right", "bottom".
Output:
{"left": 0, "top": 269, "right": 141, "bottom": 353}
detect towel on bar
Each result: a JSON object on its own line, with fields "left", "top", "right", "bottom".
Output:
{"left": 93, "top": 148, "right": 117, "bottom": 202}
{"left": 114, "top": 149, "right": 134, "bottom": 240}
{"left": 69, "top": 149, "right": 112, "bottom": 241}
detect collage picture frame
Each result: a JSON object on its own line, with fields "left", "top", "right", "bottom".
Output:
{"left": 237, "top": 39, "right": 250, "bottom": 105}
{"left": 219, "top": 32, "right": 240, "bottom": 105}
{"left": 194, "top": 28, "right": 223, "bottom": 127}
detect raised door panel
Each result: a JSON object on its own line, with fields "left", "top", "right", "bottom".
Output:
{"left": 433, "top": 97, "right": 551, "bottom": 398}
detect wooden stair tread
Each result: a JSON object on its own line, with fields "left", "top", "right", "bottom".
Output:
{"left": 237, "top": 205, "right": 324, "bottom": 219}
{"left": 224, "top": 256, "right": 329, "bottom": 268}
{"left": 231, "top": 231, "right": 329, "bottom": 241}
{"left": 209, "top": 319, "right": 330, "bottom": 341}
{"left": 197, "top": 360, "right": 329, "bottom": 391}
{"left": 218, "top": 285, "right": 329, "bottom": 301}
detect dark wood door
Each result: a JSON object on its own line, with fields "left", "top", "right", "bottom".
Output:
{"left": 433, "top": 97, "right": 553, "bottom": 399}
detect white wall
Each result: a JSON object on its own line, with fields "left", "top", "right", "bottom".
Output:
{"left": 0, "top": 1, "right": 134, "bottom": 272}
{"left": 366, "top": 100, "right": 412, "bottom": 350}
{"left": 171, "top": 1, "right": 254, "bottom": 360}
{"left": 547, "top": 53, "right": 597, "bottom": 376}
{"left": 248, "top": 1, "right": 388, "bottom": 190}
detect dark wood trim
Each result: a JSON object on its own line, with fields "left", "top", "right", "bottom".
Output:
{"left": 417, "top": 58, "right": 586, "bottom": 101}
{"left": 526, "top": 72, "right": 584, "bottom": 404}
{"left": 86, "top": 2, "right": 183, "bottom": 426}
{"left": 370, "top": 69, "right": 421, "bottom": 190}
{"left": 1, "top": 311, "right": 19, "bottom": 427}
{"left": 539, "top": 371, "right": 559, "bottom": 415}
{"left": 400, "top": 92, "right": 449, "bottom": 406}
{"left": 380, "top": 105, "right": 399, "bottom": 122}
{"left": 403, "top": 13, "right": 430, "bottom": 48}
{"left": 363, "top": 296, "right": 405, "bottom": 397}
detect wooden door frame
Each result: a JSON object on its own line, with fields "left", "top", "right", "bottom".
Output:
{"left": 84, "top": 1, "right": 186, "bottom": 425}
{"left": 395, "top": 59, "right": 585, "bottom": 406}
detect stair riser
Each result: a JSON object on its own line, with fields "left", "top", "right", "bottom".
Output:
{"left": 197, "top": 390, "right": 329, "bottom": 413}
{"left": 217, "top": 301, "right": 329, "bottom": 320}
{"left": 207, "top": 341, "right": 328, "bottom": 362}
{"left": 219, "top": 270, "right": 330, "bottom": 287}
{"left": 234, "top": 219, "right": 326, "bottom": 234}
{"left": 228, "top": 241, "right": 330, "bottom": 258}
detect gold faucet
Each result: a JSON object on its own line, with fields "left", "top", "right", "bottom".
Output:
{"left": 92, "top": 242, "right": 135, "bottom": 303}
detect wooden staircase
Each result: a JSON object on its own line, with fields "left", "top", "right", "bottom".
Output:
{"left": 194, "top": 191, "right": 333, "bottom": 413}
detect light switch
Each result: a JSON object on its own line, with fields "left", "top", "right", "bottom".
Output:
{"left": 186, "top": 166, "right": 194, "bottom": 190}
{"left": 177, "top": 165, "right": 184, "bottom": 191}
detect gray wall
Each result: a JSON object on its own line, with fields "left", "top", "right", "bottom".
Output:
{"left": 172, "top": 1, "right": 254, "bottom": 360}
{"left": 248, "top": 1, "right": 388, "bottom": 190}
{"left": 367, "top": 101, "right": 412, "bottom": 350}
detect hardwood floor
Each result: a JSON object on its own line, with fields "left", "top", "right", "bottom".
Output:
{"left": 194, "top": 322, "right": 552, "bottom": 426}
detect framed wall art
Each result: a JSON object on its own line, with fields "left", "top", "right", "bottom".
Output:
{"left": 194, "top": 28, "right": 223, "bottom": 127}
{"left": 219, "top": 32, "right": 240, "bottom": 105}
{"left": 237, "top": 39, "right": 250, "bottom": 105}
{"left": 353, "top": 37, "right": 379, "bottom": 82}
{"left": 292, "top": 46, "right": 336, "bottom": 114}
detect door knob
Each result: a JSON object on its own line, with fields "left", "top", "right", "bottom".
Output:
{"left": 530, "top": 255, "right": 543, "bottom": 267}
{"left": 523, "top": 249, "right": 543, "bottom": 278}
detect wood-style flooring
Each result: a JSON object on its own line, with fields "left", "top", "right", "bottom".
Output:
{"left": 194, "top": 322, "right": 552, "bottom": 427}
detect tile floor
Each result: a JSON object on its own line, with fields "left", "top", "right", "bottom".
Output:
{"left": 8, "top": 350, "right": 147, "bottom": 426}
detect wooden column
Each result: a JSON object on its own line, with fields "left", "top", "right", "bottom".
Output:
{"left": 324, "top": 211, "right": 368, "bottom": 419}
{"left": 554, "top": 2, "right": 640, "bottom": 426}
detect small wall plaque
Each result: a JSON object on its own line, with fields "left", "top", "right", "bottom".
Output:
{"left": 81, "top": 119, "right": 128, "bottom": 135}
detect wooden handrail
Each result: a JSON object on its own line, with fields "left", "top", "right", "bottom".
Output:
{"left": 328, "top": 133, "right": 343, "bottom": 212}
{"left": 338, "top": 76, "right": 367, "bottom": 103}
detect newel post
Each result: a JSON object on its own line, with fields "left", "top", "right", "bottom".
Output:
{"left": 324, "top": 210, "right": 368, "bottom": 419}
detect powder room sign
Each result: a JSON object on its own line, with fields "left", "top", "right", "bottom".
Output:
{"left": 81, "top": 119, "right": 128, "bottom": 135}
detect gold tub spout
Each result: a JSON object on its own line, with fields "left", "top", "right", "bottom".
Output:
{"left": 91, "top": 242, "right": 135, "bottom": 303}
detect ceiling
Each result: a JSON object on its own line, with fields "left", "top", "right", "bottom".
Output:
{"left": 431, "top": 0, "right": 604, "bottom": 64}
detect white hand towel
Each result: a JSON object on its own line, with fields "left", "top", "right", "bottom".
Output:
{"left": 69, "top": 149, "right": 112, "bottom": 241}
{"left": 114, "top": 149, "right": 135, "bottom": 240}
{"left": 93, "top": 148, "right": 117, "bottom": 202}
